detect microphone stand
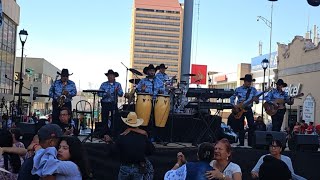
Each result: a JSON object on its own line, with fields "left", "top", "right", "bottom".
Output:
{"left": 121, "top": 62, "right": 129, "bottom": 102}
{"left": 112, "top": 83, "right": 118, "bottom": 137}
{"left": 5, "top": 74, "right": 29, "bottom": 122}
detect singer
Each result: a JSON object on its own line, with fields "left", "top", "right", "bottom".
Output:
{"left": 98, "top": 69, "right": 124, "bottom": 136}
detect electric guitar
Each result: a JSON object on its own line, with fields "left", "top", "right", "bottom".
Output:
{"left": 263, "top": 93, "right": 304, "bottom": 116}
{"left": 232, "top": 89, "right": 270, "bottom": 119}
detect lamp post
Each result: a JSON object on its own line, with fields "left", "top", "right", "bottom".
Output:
{"left": 257, "top": 0, "right": 276, "bottom": 88}
{"left": 261, "top": 58, "right": 269, "bottom": 120}
{"left": 18, "top": 29, "right": 28, "bottom": 118}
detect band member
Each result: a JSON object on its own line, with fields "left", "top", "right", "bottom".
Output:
{"left": 230, "top": 74, "right": 259, "bottom": 146}
{"left": 137, "top": 64, "right": 165, "bottom": 98}
{"left": 265, "top": 79, "right": 293, "bottom": 131}
{"left": 98, "top": 69, "right": 124, "bottom": 136}
{"left": 156, "top": 63, "right": 176, "bottom": 95}
{"left": 49, "top": 69, "right": 77, "bottom": 125}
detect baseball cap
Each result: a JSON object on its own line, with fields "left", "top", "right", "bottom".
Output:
{"left": 38, "top": 124, "right": 63, "bottom": 141}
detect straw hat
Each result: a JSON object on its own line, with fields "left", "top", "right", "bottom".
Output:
{"left": 121, "top": 112, "right": 144, "bottom": 127}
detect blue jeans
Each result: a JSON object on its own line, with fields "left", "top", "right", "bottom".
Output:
{"left": 118, "top": 165, "right": 143, "bottom": 180}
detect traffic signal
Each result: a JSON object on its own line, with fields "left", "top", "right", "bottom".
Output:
{"left": 307, "top": 0, "right": 320, "bottom": 6}
{"left": 33, "top": 87, "right": 38, "bottom": 100}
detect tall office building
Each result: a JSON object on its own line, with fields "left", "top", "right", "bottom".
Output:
{"left": 0, "top": 0, "right": 20, "bottom": 108}
{"left": 130, "top": 0, "right": 184, "bottom": 82}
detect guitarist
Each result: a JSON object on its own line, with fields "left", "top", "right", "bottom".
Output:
{"left": 265, "top": 79, "right": 294, "bottom": 131}
{"left": 230, "top": 74, "right": 259, "bottom": 146}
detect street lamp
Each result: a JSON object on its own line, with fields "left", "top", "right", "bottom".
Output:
{"left": 261, "top": 58, "right": 269, "bottom": 120}
{"left": 18, "top": 29, "right": 28, "bottom": 118}
{"left": 257, "top": 0, "right": 276, "bottom": 89}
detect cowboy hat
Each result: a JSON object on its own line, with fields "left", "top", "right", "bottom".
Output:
{"left": 105, "top": 69, "right": 119, "bottom": 77}
{"left": 275, "top": 79, "right": 287, "bottom": 87}
{"left": 156, "top": 63, "right": 168, "bottom": 70}
{"left": 143, "top": 64, "right": 156, "bottom": 75}
{"left": 121, "top": 112, "right": 144, "bottom": 127}
{"left": 57, "top": 69, "right": 73, "bottom": 76}
{"left": 240, "top": 74, "right": 255, "bottom": 82}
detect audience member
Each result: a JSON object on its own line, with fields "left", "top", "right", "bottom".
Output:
{"left": 306, "top": 122, "right": 314, "bottom": 134}
{"left": 18, "top": 124, "right": 62, "bottom": 180}
{"left": 58, "top": 107, "right": 77, "bottom": 136}
{"left": 251, "top": 140, "right": 306, "bottom": 180}
{"left": 32, "top": 136, "right": 91, "bottom": 179}
{"left": 104, "top": 112, "right": 155, "bottom": 180}
{"left": 300, "top": 120, "right": 308, "bottom": 134}
{"left": 258, "top": 155, "right": 292, "bottom": 180}
{"left": 206, "top": 138, "right": 242, "bottom": 180}
{"left": 0, "top": 129, "right": 26, "bottom": 179}
{"left": 253, "top": 116, "right": 266, "bottom": 131}
{"left": 164, "top": 142, "right": 214, "bottom": 180}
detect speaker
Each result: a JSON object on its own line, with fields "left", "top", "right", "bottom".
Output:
{"left": 290, "top": 134, "right": 319, "bottom": 152}
{"left": 254, "top": 131, "right": 287, "bottom": 149}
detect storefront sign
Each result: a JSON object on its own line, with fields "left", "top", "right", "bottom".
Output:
{"left": 286, "top": 83, "right": 302, "bottom": 97}
{"left": 303, "top": 94, "right": 315, "bottom": 123}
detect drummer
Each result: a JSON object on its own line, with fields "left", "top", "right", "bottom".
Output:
{"left": 156, "top": 63, "right": 176, "bottom": 95}
{"left": 137, "top": 64, "right": 165, "bottom": 99}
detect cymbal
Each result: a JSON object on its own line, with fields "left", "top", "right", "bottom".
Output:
{"left": 129, "top": 79, "right": 140, "bottom": 84}
{"left": 182, "top": 73, "right": 196, "bottom": 76}
{"left": 129, "top": 68, "right": 143, "bottom": 76}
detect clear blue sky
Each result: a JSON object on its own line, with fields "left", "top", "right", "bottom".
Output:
{"left": 16, "top": 0, "right": 320, "bottom": 90}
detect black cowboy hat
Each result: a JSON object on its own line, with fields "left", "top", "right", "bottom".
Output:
{"left": 275, "top": 79, "right": 287, "bottom": 87}
{"left": 156, "top": 63, "right": 168, "bottom": 70}
{"left": 105, "top": 69, "right": 119, "bottom": 77}
{"left": 57, "top": 69, "right": 73, "bottom": 76}
{"left": 240, "top": 74, "right": 255, "bottom": 82}
{"left": 143, "top": 64, "right": 157, "bottom": 75}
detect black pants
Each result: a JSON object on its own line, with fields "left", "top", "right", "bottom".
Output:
{"left": 272, "top": 109, "right": 286, "bottom": 131}
{"left": 52, "top": 100, "right": 72, "bottom": 126}
{"left": 101, "top": 102, "right": 118, "bottom": 136}
{"left": 238, "top": 108, "right": 255, "bottom": 146}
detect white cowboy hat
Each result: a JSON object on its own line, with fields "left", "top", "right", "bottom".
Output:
{"left": 121, "top": 112, "right": 144, "bottom": 127}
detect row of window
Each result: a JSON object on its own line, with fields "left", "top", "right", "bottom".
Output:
{"left": 135, "top": 37, "right": 179, "bottom": 44}
{"left": 134, "top": 48, "right": 179, "bottom": 55}
{"left": 134, "top": 54, "right": 178, "bottom": 61}
{"left": 136, "top": 25, "right": 180, "bottom": 32}
{"left": 135, "top": 31, "right": 180, "bottom": 38}
{"left": 0, "top": 15, "right": 16, "bottom": 54}
{"left": 135, "top": 42, "right": 179, "bottom": 49}
{"left": 136, "top": 8, "right": 180, "bottom": 14}
{"left": 18, "top": 72, "right": 54, "bottom": 85}
{"left": 136, "top": 13, "right": 180, "bottom": 20}
{"left": 134, "top": 60, "right": 179, "bottom": 67}
{"left": 136, "top": 19, "right": 180, "bottom": 27}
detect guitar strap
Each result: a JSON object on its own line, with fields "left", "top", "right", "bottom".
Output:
{"left": 245, "top": 88, "right": 252, "bottom": 101}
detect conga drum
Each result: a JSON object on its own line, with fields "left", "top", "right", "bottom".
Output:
{"left": 154, "top": 94, "right": 170, "bottom": 127}
{"left": 135, "top": 93, "right": 152, "bottom": 126}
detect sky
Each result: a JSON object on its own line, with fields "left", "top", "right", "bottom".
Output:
{"left": 16, "top": 0, "right": 320, "bottom": 91}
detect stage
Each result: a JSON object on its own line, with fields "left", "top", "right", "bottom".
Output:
{"left": 83, "top": 142, "right": 319, "bottom": 180}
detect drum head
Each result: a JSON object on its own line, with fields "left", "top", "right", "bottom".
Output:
{"left": 157, "top": 94, "right": 170, "bottom": 97}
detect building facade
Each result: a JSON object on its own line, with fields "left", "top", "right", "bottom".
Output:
{"left": 15, "top": 57, "right": 60, "bottom": 115}
{"left": 208, "top": 63, "right": 251, "bottom": 120}
{"left": 278, "top": 36, "right": 320, "bottom": 127}
{"left": 130, "top": 0, "right": 184, "bottom": 81}
{"left": 0, "top": 0, "right": 20, "bottom": 113}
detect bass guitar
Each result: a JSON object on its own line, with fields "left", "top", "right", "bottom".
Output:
{"left": 232, "top": 89, "right": 269, "bottom": 119}
{"left": 263, "top": 93, "right": 304, "bottom": 116}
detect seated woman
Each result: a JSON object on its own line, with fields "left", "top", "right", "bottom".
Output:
{"left": 32, "top": 136, "right": 91, "bottom": 179}
{"left": 206, "top": 139, "right": 242, "bottom": 180}
{"left": 0, "top": 129, "right": 27, "bottom": 179}
{"left": 251, "top": 139, "right": 306, "bottom": 180}
{"left": 164, "top": 142, "right": 214, "bottom": 180}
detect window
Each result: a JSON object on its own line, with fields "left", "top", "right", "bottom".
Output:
{"left": 134, "top": 48, "right": 179, "bottom": 55}
{"left": 136, "top": 25, "right": 180, "bottom": 32}
{"left": 135, "top": 42, "right": 179, "bottom": 49}
{"left": 136, "top": 13, "right": 180, "bottom": 20}
{"left": 135, "top": 31, "right": 180, "bottom": 38}
{"left": 134, "top": 54, "right": 178, "bottom": 61}
{"left": 136, "top": 19, "right": 180, "bottom": 26}
{"left": 135, "top": 37, "right": 179, "bottom": 44}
